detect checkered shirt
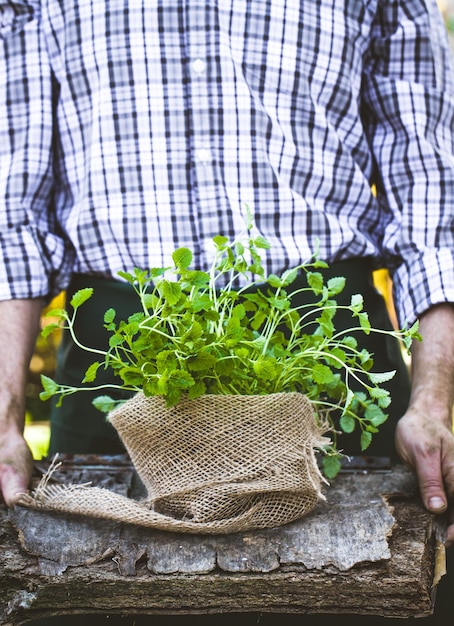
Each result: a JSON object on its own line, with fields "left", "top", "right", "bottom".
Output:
{"left": 1, "top": 0, "right": 454, "bottom": 324}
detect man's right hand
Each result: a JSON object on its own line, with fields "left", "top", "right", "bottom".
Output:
{"left": 0, "top": 423, "right": 33, "bottom": 506}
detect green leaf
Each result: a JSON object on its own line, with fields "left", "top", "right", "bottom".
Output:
{"left": 231, "top": 304, "right": 246, "bottom": 320}
{"left": 340, "top": 413, "right": 356, "bottom": 434}
{"left": 360, "top": 430, "right": 373, "bottom": 450}
{"left": 213, "top": 234, "right": 229, "bottom": 248}
{"left": 357, "top": 311, "right": 371, "bottom": 334}
{"left": 344, "top": 388, "right": 355, "bottom": 410}
{"left": 149, "top": 266, "right": 167, "bottom": 279}
{"left": 268, "top": 295, "right": 290, "bottom": 311}
{"left": 117, "top": 270, "right": 135, "bottom": 284}
{"left": 165, "top": 387, "right": 183, "bottom": 407}
{"left": 160, "top": 280, "right": 182, "bottom": 305}
{"left": 70, "top": 288, "right": 93, "bottom": 310}
{"left": 93, "top": 395, "right": 118, "bottom": 414}
{"left": 316, "top": 309, "right": 335, "bottom": 338}
{"left": 267, "top": 274, "right": 282, "bottom": 288}
{"left": 341, "top": 336, "right": 358, "bottom": 350}
{"left": 39, "top": 375, "right": 59, "bottom": 400}
{"left": 368, "top": 386, "right": 390, "bottom": 400}
{"left": 182, "top": 321, "right": 203, "bottom": 344}
{"left": 215, "top": 359, "right": 233, "bottom": 376}
{"left": 247, "top": 260, "right": 264, "bottom": 277}
{"left": 364, "top": 403, "right": 388, "bottom": 427}
{"left": 250, "top": 309, "right": 267, "bottom": 330}
{"left": 133, "top": 267, "right": 151, "bottom": 284}
{"left": 402, "top": 320, "right": 421, "bottom": 351}
{"left": 192, "top": 293, "right": 217, "bottom": 313}
{"left": 187, "top": 352, "right": 217, "bottom": 372}
{"left": 358, "top": 349, "right": 373, "bottom": 369}
{"left": 322, "top": 455, "right": 342, "bottom": 479}
{"left": 253, "top": 235, "right": 271, "bottom": 250}
{"left": 325, "top": 346, "right": 346, "bottom": 368}
{"left": 168, "top": 369, "right": 194, "bottom": 388}
{"left": 188, "top": 379, "right": 206, "bottom": 400}
{"left": 307, "top": 272, "right": 324, "bottom": 295}
{"left": 43, "top": 308, "right": 66, "bottom": 319}
{"left": 172, "top": 247, "right": 193, "bottom": 270}
{"left": 156, "top": 349, "right": 177, "bottom": 369}
{"left": 368, "top": 370, "right": 396, "bottom": 384}
{"left": 377, "top": 395, "right": 391, "bottom": 409}
{"left": 326, "top": 276, "right": 345, "bottom": 296}
{"left": 253, "top": 357, "right": 277, "bottom": 380}
{"left": 234, "top": 241, "right": 245, "bottom": 257}
{"left": 83, "top": 361, "right": 101, "bottom": 383}
{"left": 244, "top": 203, "right": 254, "bottom": 229}
{"left": 109, "top": 334, "right": 124, "bottom": 348}
{"left": 142, "top": 293, "right": 157, "bottom": 310}
{"left": 181, "top": 270, "right": 210, "bottom": 289}
{"left": 104, "top": 308, "right": 116, "bottom": 324}
{"left": 350, "top": 293, "right": 363, "bottom": 312}
{"left": 118, "top": 367, "right": 144, "bottom": 387}
{"left": 224, "top": 317, "right": 244, "bottom": 346}
{"left": 312, "top": 363, "right": 334, "bottom": 385}
{"left": 280, "top": 267, "right": 298, "bottom": 286}
{"left": 41, "top": 322, "right": 61, "bottom": 339}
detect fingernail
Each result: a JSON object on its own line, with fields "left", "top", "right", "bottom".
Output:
{"left": 428, "top": 496, "right": 446, "bottom": 511}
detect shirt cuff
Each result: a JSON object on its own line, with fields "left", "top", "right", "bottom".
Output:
{"left": 0, "top": 1, "right": 40, "bottom": 40}
{"left": 392, "top": 248, "right": 454, "bottom": 327}
{"left": 0, "top": 224, "right": 69, "bottom": 300}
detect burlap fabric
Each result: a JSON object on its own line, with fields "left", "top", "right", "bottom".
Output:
{"left": 20, "top": 392, "right": 328, "bottom": 534}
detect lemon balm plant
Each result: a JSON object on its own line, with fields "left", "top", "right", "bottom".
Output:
{"left": 40, "top": 213, "right": 419, "bottom": 479}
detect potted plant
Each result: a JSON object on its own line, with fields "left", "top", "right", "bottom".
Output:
{"left": 36, "top": 211, "right": 419, "bottom": 533}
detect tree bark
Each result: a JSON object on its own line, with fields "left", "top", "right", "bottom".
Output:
{"left": 0, "top": 456, "right": 447, "bottom": 625}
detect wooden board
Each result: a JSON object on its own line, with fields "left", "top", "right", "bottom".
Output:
{"left": 0, "top": 455, "right": 447, "bottom": 625}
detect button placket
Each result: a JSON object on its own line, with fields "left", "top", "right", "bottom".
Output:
{"left": 191, "top": 57, "right": 207, "bottom": 75}
{"left": 195, "top": 147, "right": 212, "bottom": 164}
{"left": 185, "top": 5, "right": 218, "bottom": 202}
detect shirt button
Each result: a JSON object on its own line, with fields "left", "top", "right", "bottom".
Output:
{"left": 195, "top": 148, "right": 212, "bottom": 163}
{"left": 192, "top": 58, "right": 206, "bottom": 74}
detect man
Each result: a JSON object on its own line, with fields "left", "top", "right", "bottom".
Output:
{"left": 0, "top": 0, "right": 453, "bottom": 621}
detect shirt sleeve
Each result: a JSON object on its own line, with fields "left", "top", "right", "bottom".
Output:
{"left": 0, "top": 1, "right": 70, "bottom": 301}
{"left": 362, "top": 0, "right": 454, "bottom": 326}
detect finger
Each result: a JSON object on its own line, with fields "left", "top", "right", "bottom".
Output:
{"left": 446, "top": 521, "right": 454, "bottom": 548}
{"left": 414, "top": 452, "right": 448, "bottom": 514}
{"left": 0, "top": 466, "right": 29, "bottom": 507}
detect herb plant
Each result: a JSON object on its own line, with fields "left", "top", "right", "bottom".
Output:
{"left": 40, "top": 212, "right": 420, "bottom": 478}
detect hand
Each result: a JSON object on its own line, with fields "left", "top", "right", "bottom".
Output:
{"left": 395, "top": 303, "right": 454, "bottom": 547}
{"left": 396, "top": 407, "right": 454, "bottom": 546}
{"left": 0, "top": 424, "right": 34, "bottom": 506}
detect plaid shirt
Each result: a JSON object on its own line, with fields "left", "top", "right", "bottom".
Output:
{"left": 0, "top": 0, "right": 453, "bottom": 325}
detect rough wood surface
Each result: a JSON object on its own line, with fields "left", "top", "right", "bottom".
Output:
{"left": 0, "top": 456, "right": 447, "bottom": 625}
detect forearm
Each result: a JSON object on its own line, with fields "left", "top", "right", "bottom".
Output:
{"left": 0, "top": 298, "right": 43, "bottom": 505}
{"left": 0, "top": 298, "right": 43, "bottom": 433}
{"left": 408, "top": 303, "right": 454, "bottom": 425}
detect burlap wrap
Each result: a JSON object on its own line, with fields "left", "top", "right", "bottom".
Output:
{"left": 20, "top": 392, "right": 328, "bottom": 534}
